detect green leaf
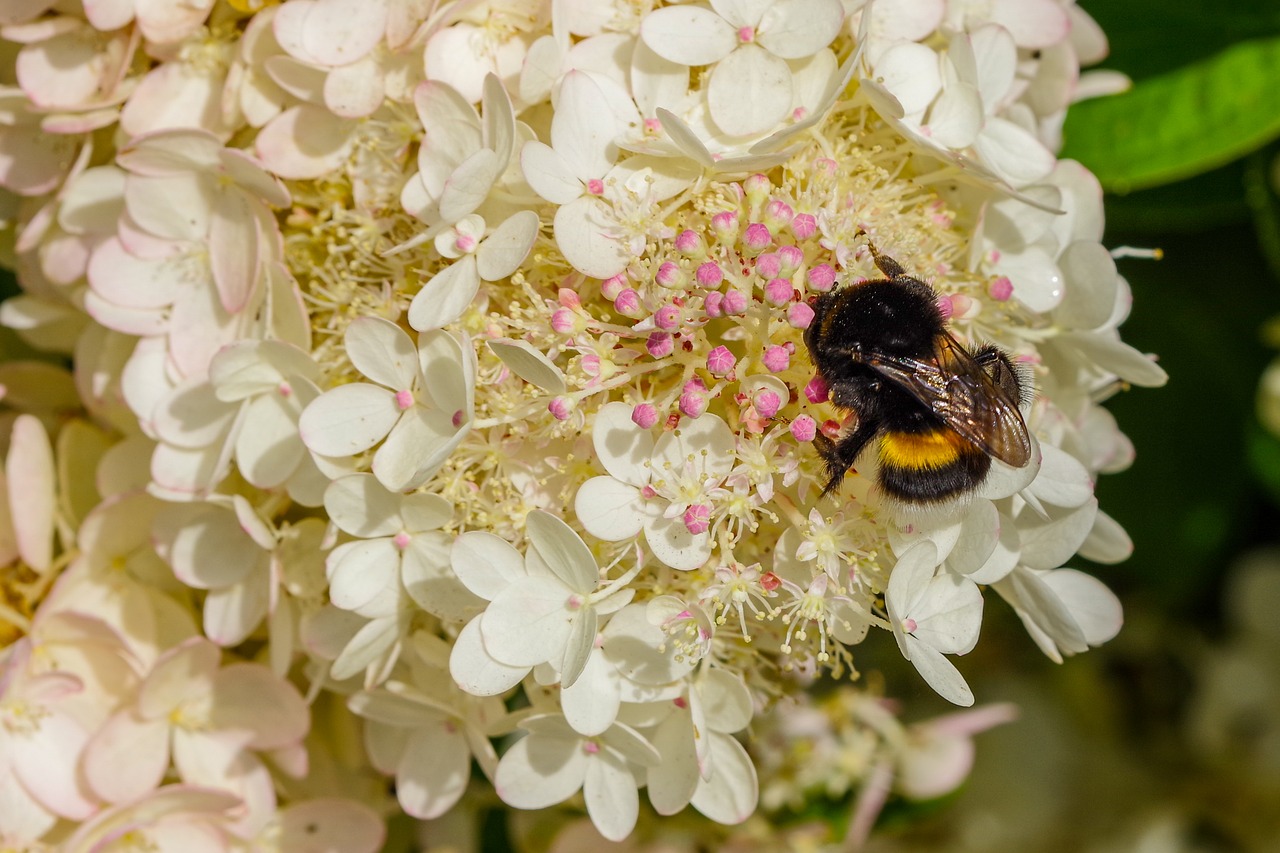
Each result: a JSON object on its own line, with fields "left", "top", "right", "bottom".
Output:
{"left": 1062, "top": 37, "right": 1280, "bottom": 192}
{"left": 1244, "top": 147, "right": 1280, "bottom": 281}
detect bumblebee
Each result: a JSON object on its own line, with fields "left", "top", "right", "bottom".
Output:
{"left": 803, "top": 242, "right": 1032, "bottom": 504}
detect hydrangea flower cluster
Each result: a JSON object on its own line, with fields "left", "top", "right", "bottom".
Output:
{"left": 0, "top": 0, "right": 1164, "bottom": 847}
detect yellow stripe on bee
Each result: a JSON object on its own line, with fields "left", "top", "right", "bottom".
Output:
{"left": 879, "top": 429, "right": 965, "bottom": 470}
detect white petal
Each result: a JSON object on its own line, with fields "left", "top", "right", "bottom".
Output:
{"left": 203, "top": 578, "right": 269, "bottom": 647}
{"left": 439, "top": 148, "right": 501, "bottom": 223}
{"left": 371, "top": 404, "right": 464, "bottom": 491}
{"left": 324, "top": 473, "right": 404, "bottom": 538}
{"left": 945, "top": 499, "right": 999, "bottom": 575}
{"left": 927, "top": 81, "right": 982, "bottom": 149}
{"left": 652, "top": 413, "right": 736, "bottom": 480}
{"left": 874, "top": 42, "right": 941, "bottom": 116}
{"left": 1042, "top": 568, "right": 1122, "bottom": 647}
{"left": 640, "top": 6, "right": 737, "bottom": 66}
{"left": 1028, "top": 444, "right": 1094, "bottom": 508}
{"left": 450, "top": 615, "right": 529, "bottom": 696}
{"left": 700, "top": 669, "right": 753, "bottom": 733}
{"left": 403, "top": 531, "right": 484, "bottom": 623}
{"left": 328, "top": 538, "right": 401, "bottom": 617}
{"left": 476, "top": 210, "right": 539, "bottom": 281}
{"left": 561, "top": 648, "right": 621, "bottom": 736}
{"left": 911, "top": 572, "right": 983, "bottom": 655}
{"left": 903, "top": 635, "right": 974, "bottom": 706}
{"left": 407, "top": 257, "right": 480, "bottom": 332}
{"left": 757, "top": 0, "right": 844, "bottom": 59}
{"left": 1056, "top": 240, "right": 1119, "bottom": 331}
{"left": 526, "top": 510, "right": 598, "bottom": 593}
{"left": 522, "top": 140, "right": 584, "bottom": 205}
{"left": 397, "top": 725, "right": 470, "bottom": 819}
{"left": 234, "top": 394, "right": 304, "bottom": 489}
{"left": 575, "top": 476, "right": 648, "bottom": 542}
{"left": 553, "top": 195, "right": 632, "bottom": 279}
{"left": 1077, "top": 509, "right": 1133, "bottom": 565}
{"left": 600, "top": 603, "right": 695, "bottom": 686}
{"left": 648, "top": 713, "right": 699, "bottom": 815}
{"left": 1019, "top": 498, "right": 1097, "bottom": 570}
{"left": 482, "top": 576, "right": 575, "bottom": 667}
{"left": 1057, "top": 332, "right": 1169, "bottom": 388}
{"left": 299, "top": 383, "right": 398, "bottom": 457}
{"left": 330, "top": 614, "right": 401, "bottom": 680}
{"left": 707, "top": 44, "right": 792, "bottom": 137}
{"left": 486, "top": 338, "right": 567, "bottom": 394}
{"left": 690, "top": 732, "right": 758, "bottom": 824}
{"left": 346, "top": 316, "right": 418, "bottom": 390}
{"left": 644, "top": 514, "right": 711, "bottom": 571}
{"left": 592, "top": 401, "right": 655, "bottom": 485}
{"left": 494, "top": 730, "right": 587, "bottom": 809}
{"left": 583, "top": 749, "right": 640, "bottom": 842}
{"left": 451, "top": 531, "right": 526, "bottom": 600}
{"left": 973, "top": 117, "right": 1056, "bottom": 187}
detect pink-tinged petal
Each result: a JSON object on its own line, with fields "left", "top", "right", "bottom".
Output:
{"left": 277, "top": 799, "right": 385, "bottom": 853}
{"left": 211, "top": 663, "right": 309, "bottom": 748}
{"left": 235, "top": 394, "right": 305, "bottom": 489}
{"left": 711, "top": 43, "right": 788, "bottom": 135}
{"left": 438, "top": 147, "right": 501, "bottom": 223}
{"left": 328, "top": 538, "right": 401, "bottom": 616}
{"left": 297, "top": 0, "right": 387, "bottom": 66}
{"left": 83, "top": 290, "right": 168, "bottom": 337}
{"left": 120, "top": 62, "right": 230, "bottom": 140}
{"left": 371, "top": 404, "right": 464, "bottom": 492}
{"left": 16, "top": 28, "right": 111, "bottom": 110}
{"left": 689, "top": 732, "right": 757, "bottom": 823}
{"left": 117, "top": 129, "right": 222, "bottom": 175}
{"left": 526, "top": 510, "right": 597, "bottom": 593}
{"left": 86, "top": 238, "right": 176, "bottom": 310}
{"left": 449, "top": 614, "right": 529, "bottom": 695}
{"left": 9, "top": 706, "right": 96, "bottom": 819}
{"left": 139, "top": 637, "right": 220, "bottom": 718}
{"left": 345, "top": 315, "right": 418, "bottom": 389}
{"left": 407, "top": 256, "right": 481, "bottom": 332}
{"left": 494, "top": 730, "right": 587, "bottom": 809}
{"left": 645, "top": 515, "right": 711, "bottom": 571}
{"left": 0, "top": 767, "right": 56, "bottom": 841}
{"left": 324, "top": 55, "right": 384, "bottom": 118}
{"left": 209, "top": 189, "right": 259, "bottom": 313}
{"left": 82, "top": 711, "right": 171, "bottom": 804}
{"left": 0, "top": 123, "right": 78, "bottom": 195}
{"left": 476, "top": 210, "right": 539, "bottom": 280}
{"left": 124, "top": 171, "right": 213, "bottom": 242}
{"left": 153, "top": 378, "right": 238, "bottom": 450}
{"left": 553, "top": 197, "right": 631, "bottom": 279}
{"left": 583, "top": 749, "right": 638, "bottom": 842}
{"left": 897, "top": 729, "right": 975, "bottom": 800}
{"left": 59, "top": 165, "right": 125, "bottom": 233}
{"left": 298, "top": 382, "right": 398, "bottom": 457}
{"left": 134, "top": 0, "right": 217, "bottom": 44}
{"left": 403, "top": 531, "right": 484, "bottom": 623}
{"left": 904, "top": 634, "right": 974, "bottom": 706}
{"left": 481, "top": 576, "right": 575, "bottom": 668}
{"left": 7, "top": 415, "right": 54, "bottom": 572}
{"left": 81, "top": 0, "right": 133, "bottom": 29}
{"left": 217, "top": 147, "right": 290, "bottom": 208}
{"left": 397, "top": 725, "right": 470, "bottom": 819}
{"left": 149, "top": 443, "right": 231, "bottom": 500}
{"left": 255, "top": 104, "right": 356, "bottom": 179}
{"left": 641, "top": 6, "right": 737, "bottom": 66}
{"left": 757, "top": 0, "right": 843, "bottom": 58}
{"left": 203, "top": 577, "right": 269, "bottom": 647}
{"left": 574, "top": 476, "right": 647, "bottom": 543}
{"left": 990, "top": 0, "right": 1069, "bottom": 49}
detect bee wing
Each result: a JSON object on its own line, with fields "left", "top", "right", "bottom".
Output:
{"left": 863, "top": 333, "right": 1032, "bottom": 467}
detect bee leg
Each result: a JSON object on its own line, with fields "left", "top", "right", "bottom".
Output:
{"left": 864, "top": 240, "right": 907, "bottom": 280}
{"left": 814, "top": 419, "right": 879, "bottom": 497}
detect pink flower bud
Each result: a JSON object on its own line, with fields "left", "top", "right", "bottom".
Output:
{"left": 711, "top": 211, "right": 739, "bottom": 243}
{"left": 586, "top": 178, "right": 605, "bottom": 195}
{"left": 988, "top": 276, "right": 1013, "bottom": 301}
{"left": 763, "top": 199, "right": 794, "bottom": 230}
{"left": 558, "top": 287, "right": 581, "bottom": 308}
{"left": 395, "top": 389, "right": 414, "bottom": 410}
{"left": 674, "top": 229, "right": 704, "bottom": 256}
{"left": 951, "top": 293, "right": 975, "bottom": 317}
{"left": 936, "top": 294, "right": 955, "bottom": 319}
{"left": 696, "top": 261, "right": 724, "bottom": 288}
{"left": 679, "top": 389, "right": 707, "bottom": 418}
{"left": 704, "top": 291, "right": 724, "bottom": 317}
{"left": 777, "top": 245, "right": 803, "bottom": 274}
{"left": 742, "top": 223, "right": 772, "bottom": 254}
{"left": 762, "top": 345, "right": 790, "bottom": 372}
{"left": 551, "top": 308, "right": 580, "bottom": 334}
{"left": 788, "top": 301, "right": 815, "bottom": 329}
{"left": 707, "top": 345, "right": 736, "bottom": 375}
{"left": 656, "top": 261, "right": 684, "bottom": 289}
{"left": 647, "top": 331, "right": 673, "bottom": 358}
{"left": 791, "top": 213, "right": 817, "bottom": 240}
{"left": 632, "top": 403, "right": 659, "bottom": 429}
{"left": 654, "top": 304, "right": 681, "bottom": 330}
{"left": 613, "top": 288, "right": 642, "bottom": 316}
{"left": 763, "top": 277, "right": 793, "bottom": 306}
{"left": 393, "top": 531, "right": 412, "bottom": 550}
{"left": 754, "top": 390, "right": 782, "bottom": 419}
{"left": 548, "top": 396, "right": 574, "bottom": 420}
{"left": 683, "top": 503, "right": 711, "bottom": 535}
{"left": 790, "top": 414, "right": 817, "bottom": 442}
{"left": 761, "top": 571, "right": 781, "bottom": 591}
{"left": 815, "top": 157, "right": 837, "bottom": 175}
{"left": 722, "top": 290, "right": 749, "bottom": 315}
{"left": 601, "top": 274, "right": 627, "bottom": 300}
{"left": 807, "top": 263, "right": 836, "bottom": 292}
{"left": 744, "top": 173, "right": 770, "bottom": 204}
{"left": 684, "top": 376, "right": 708, "bottom": 393}
{"left": 755, "top": 252, "right": 781, "bottom": 278}
{"left": 805, "top": 375, "right": 830, "bottom": 403}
